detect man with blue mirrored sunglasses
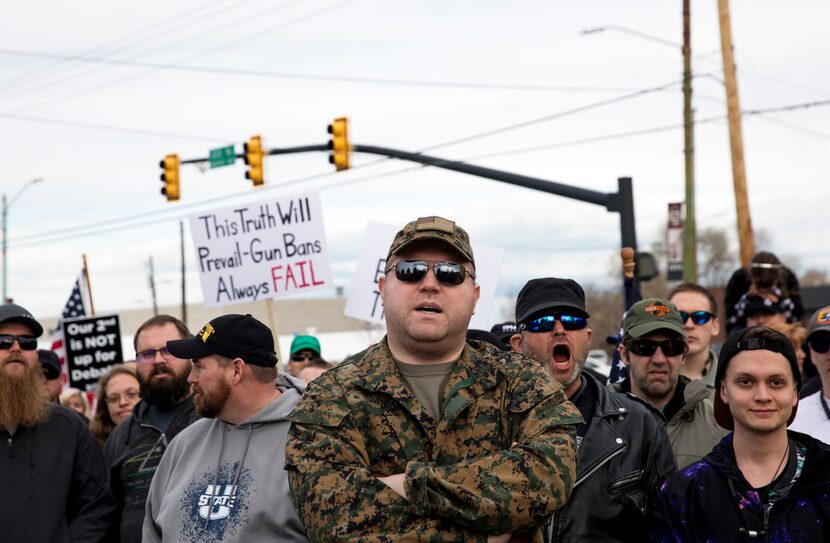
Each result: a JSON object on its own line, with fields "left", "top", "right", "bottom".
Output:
{"left": 511, "top": 278, "right": 676, "bottom": 543}
{"left": 669, "top": 282, "right": 721, "bottom": 387}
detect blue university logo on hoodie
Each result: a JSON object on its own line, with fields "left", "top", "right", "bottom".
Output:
{"left": 179, "top": 462, "right": 253, "bottom": 543}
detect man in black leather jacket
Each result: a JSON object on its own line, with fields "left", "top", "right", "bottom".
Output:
{"left": 511, "top": 278, "right": 677, "bottom": 542}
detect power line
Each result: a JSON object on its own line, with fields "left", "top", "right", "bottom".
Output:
{"left": 0, "top": 48, "right": 647, "bottom": 94}
{"left": 0, "top": 0, "right": 309, "bottom": 100}
{"left": 0, "top": 0, "right": 249, "bottom": 95}
{"left": 6, "top": 0, "right": 359, "bottom": 114}
{"left": 0, "top": 112, "right": 229, "bottom": 143}
{"left": 420, "top": 79, "right": 687, "bottom": 152}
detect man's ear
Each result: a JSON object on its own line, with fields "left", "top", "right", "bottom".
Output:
{"left": 509, "top": 333, "right": 523, "bottom": 353}
{"left": 618, "top": 344, "right": 630, "bottom": 366}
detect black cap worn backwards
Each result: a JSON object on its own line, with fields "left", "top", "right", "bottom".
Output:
{"left": 166, "top": 314, "right": 277, "bottom": 367}
{"left": 515, "top": 278, "right": 589, "bottom": 323}
{"left": 713, "top": 326, "right": 801, "bottom": 431}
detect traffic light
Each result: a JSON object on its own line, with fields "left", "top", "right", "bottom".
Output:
{"left": 327, "top": 117, "right": 350, "bottom": 171}
{"left": 244, "top": 135, "right": 265, "bottom": 186}
{"left": 159, "top": 154, "right": 180, "bottom": 202}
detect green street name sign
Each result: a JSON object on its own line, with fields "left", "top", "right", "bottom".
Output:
{"left": 209, "top": 145, "right": 236, "bottom": 168}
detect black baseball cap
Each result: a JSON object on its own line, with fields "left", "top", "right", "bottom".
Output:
{"left": 515, "top": 278, "right": 590, "bottom": 323}
{"left": 0, "top": 303, "right": 43, "bottom": 337}
{"left": 38, "top": 349, "right": 61, "bottom": 380}
{"left": 166, "top": 314, "right": 277, "bottom": 368}
{"left": 713, "top": 326, "right": 801, "bottom": 431}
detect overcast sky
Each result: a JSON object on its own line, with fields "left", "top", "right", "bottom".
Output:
{"left": 2, "top": 0, "right": 828, "bottom": 323}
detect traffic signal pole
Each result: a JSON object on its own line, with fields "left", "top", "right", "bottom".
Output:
{"left": 165, "top": 142, "right": 639, "bottom": 272}
{"left": 352, "top": 144, "right": 638, "bottom": 255}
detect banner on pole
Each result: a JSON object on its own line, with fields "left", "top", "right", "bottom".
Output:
{"left": 667, "top": 202, "right": 684, "bottom": 281}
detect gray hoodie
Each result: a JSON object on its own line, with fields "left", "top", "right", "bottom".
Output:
{"left": 143, "top": 373, "right": 309, "bottom": 543}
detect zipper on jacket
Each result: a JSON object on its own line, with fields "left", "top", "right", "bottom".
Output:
{"left": 547, "top": 445, "right": 626, "bottom": 542}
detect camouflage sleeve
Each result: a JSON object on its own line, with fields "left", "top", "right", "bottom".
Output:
{"left": 404, "top": 374, "right": 582, "bottom": 534}
{"left": 285, "top": 379, "right": 487, "bottom": 543}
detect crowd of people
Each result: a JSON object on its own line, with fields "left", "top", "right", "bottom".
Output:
{"left": 1, "top": 214, "right": 828, "bottom": 542}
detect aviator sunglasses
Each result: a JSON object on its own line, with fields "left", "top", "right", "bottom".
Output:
{"left": 679, "top": 310, "right": 715, "bottom": 325}
{"left": 625, "top": 337, "right": 687, "bottom": 357}
{"left": 386, "top": 260, "right": 475, "bottom": 286}
{"left": 520, "top": 314, "right": 588, "bottom": 332}
{"left": 0, "top": 334, "right": 38, "bottom": 350}
{"left": 809, "top": 334, "right": 830, "bottom": 354}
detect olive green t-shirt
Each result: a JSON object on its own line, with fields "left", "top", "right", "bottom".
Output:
{"left": 395, "top": 359, "right": 456, "bottom": 420}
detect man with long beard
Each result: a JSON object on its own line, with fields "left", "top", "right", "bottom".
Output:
{"left": 0, "top": 303, "right": 114, "bottom": 542}
{"left": 105, "top": 314, "right": 198, "bottom": 543}
{"left": 143, "top": 314, "right": 308, "bottom": 542}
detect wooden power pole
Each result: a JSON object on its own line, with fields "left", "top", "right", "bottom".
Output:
{"left": 682, "top": 0, "right": 697, "bottom": 281}
{"left": 717, "top": 0, "right": 755, "bottom": 266}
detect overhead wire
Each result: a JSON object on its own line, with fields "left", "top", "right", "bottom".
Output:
{"left": 5, "top": 0, "right": 358, "bottom": 113}
{"left": 8, "top": 93, "right": 830, "bottom": 248}
{"left": 0, "top": 49, "right": 647, "bottom": 94}
{"left": 0, "top": 0, "right": 249, "bottom": 95}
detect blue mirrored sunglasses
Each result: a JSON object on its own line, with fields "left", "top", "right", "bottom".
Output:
{"left": 679, "top": 310, "right": 714, "bottom": 325}
{"left": 520, "top": 314, "right": 587, "bottom": 332}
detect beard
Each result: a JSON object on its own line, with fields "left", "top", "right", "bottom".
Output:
{"left": 193, "top": 379, "right": 230, "bottom": 419}
{"left": 0, "top": 358, "right": 50, "bottom": 430}
{"left": 138, "top": 361, "right": 192, "bottom": 409}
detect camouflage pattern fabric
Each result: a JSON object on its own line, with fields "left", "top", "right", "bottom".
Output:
{"left": 285, "top": 338, "right": 582, "bottom": 542}
{"left": 386, "top": 216, "right": 475, "bottom": 266}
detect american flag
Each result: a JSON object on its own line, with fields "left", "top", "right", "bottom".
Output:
{"left": 50, "top": 275, "right": 89, "bottom": 366}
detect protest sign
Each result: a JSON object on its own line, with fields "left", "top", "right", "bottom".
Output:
{"left": 344, "top": 221, "right": 504, "bottom": 330}
{"left": 190, "top": 192, "right": 332, "bottom": 307}
{"left": 62, "top": 314, "right": 123, "bottom": 392}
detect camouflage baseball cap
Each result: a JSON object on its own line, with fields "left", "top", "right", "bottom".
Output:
{"left": 623, "top": 297, "right": 686, "bottom": 339}
{"left": 386, "top": 216, "right": 475, "bottom": 266}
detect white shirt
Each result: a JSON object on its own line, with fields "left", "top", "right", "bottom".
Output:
{"left": 790, "top": 391, "right": 830, "bottom": 445}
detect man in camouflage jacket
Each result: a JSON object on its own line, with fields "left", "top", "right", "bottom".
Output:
{"left": 285, "top": 216, "right": 581, "bottom": 542}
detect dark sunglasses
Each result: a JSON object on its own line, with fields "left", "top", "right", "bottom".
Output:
{"left": 520, "top": 314, "right": 588, "bottom": 332}
{"left": 626, "top": 337, "right": 687, "bottom": 357}
{"left": 809, "top": 334, "right": 830, "bottom": 354}
{"left": 679, "top": 310, "right": 714, "bottom": 325}
{"left": 291, "top": 353, "right": 316, "bottom": 362}
{"left": 385, "top": 260, "right": 474, "bottom": 286}
{"left": 0, "top": 334, "right": 38, "bottom": 350}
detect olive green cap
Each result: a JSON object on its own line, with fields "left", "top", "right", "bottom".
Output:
{"left": 623, "top": 297, "right": 686, "bottom": 339}
{"left": 386, "top": 216, "right": 475, "bottom": 267}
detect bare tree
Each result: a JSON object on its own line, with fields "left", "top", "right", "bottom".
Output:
{"left": 697, "top": 227, "right": 737, "bottom": 287}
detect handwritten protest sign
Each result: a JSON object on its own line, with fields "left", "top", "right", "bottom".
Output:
{"left": 62, "top": 314, "right": 123, "bottom": 393}
{"left": 190, "top": 192, "right": 332, "bottom": 307}
{"left": 344, "top": 221, "right": 504, "bottom": 330}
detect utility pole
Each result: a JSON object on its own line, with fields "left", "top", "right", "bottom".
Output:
{"left": 717, "top": 0, "right": 755, "bottom": 266}
{"left": 147, "top": 256, "right": 158, "bottom": 316}
{"left": 682, "top": 0, "right": 697, "bottom": 281}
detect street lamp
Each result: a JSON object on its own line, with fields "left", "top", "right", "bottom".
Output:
{"left": 2, "top": 177, "right": 44, "bottom": 302}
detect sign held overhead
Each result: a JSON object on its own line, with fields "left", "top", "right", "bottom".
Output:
{"left": 190, "top": 192, "right": 333, "bottom": 307}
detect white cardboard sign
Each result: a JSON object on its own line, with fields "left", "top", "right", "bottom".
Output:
{"left": 344, "top": 221, "right": 504, "bottom": 330}
{"left": 190, "top": 192, "right": 332, "bottom": 307}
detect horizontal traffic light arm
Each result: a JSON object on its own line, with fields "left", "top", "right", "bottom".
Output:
{"left": 167, "top": 142, "right": 636, "bottom": 256}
